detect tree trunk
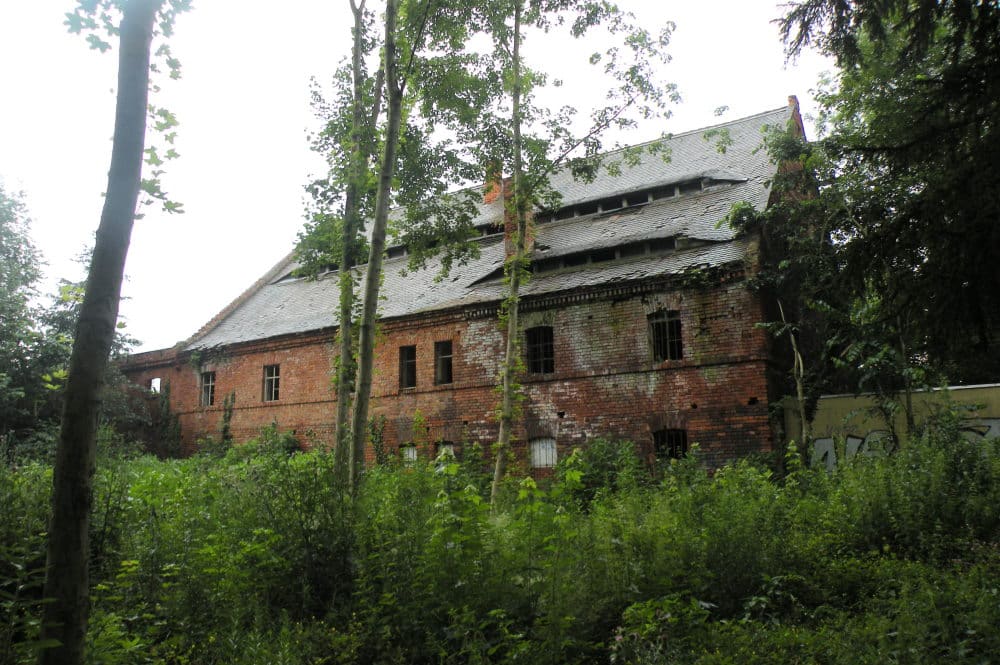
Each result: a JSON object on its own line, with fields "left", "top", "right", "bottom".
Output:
{"left": 333, "top": 0, "right": 369, "bottom": 487}
{"left": 777, "top": 299, "right": 810, "bottom": 446}
{"left": 349, "top": 0, "right": 403, "bottom": 493}
{"left": 491, "top": 0, "right": 526, "bottom": 506}
{"left": 38, "top": 2, "right": 159, "bottom": 663}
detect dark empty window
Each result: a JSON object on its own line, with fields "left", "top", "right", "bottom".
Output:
{"left": 263, "top": 364, "right": 280, "bottom": 402}
{"left": 399, "top": 345, "right": 417, "bottom": 389}
{"left": 648, "top": 237, "right": 677, "bottom": 253}
{"left": 653, "top": 428, "right": 688, "bottom": 459}
{"left": 649, "top": 310, "right": 683, "bottom": 361}
{"left": 200, "top": 371, "right": 216, "bottom": 407}
{"left": 525, "top": 326, "right": 554, "bottom": 374}
{"left": 434, "top": 340, "right": 453, "bottom": 385}
{"left": 591, "top": 248, "right": 616, "bottom": 263}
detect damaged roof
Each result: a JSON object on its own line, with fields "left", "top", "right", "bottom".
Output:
{"left": 186, "top": 104, "right": 792, "bottom": 350}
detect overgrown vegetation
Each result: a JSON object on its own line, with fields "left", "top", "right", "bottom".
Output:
{"left": 3, "top": 421, "right": 999, "bottom": 664}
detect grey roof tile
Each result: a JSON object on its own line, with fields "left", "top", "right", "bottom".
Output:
{"left": 187, "top": 106, "right": 788, "bottom": 350}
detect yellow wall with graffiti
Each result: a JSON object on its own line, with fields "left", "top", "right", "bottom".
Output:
{"left": 783, "top": 384, "right": 1000, "bottom": 469}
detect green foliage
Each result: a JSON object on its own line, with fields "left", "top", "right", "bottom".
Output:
{"left": 2, "top": 425, "right": 999, "bottom": 663}
{"left": 780, "top": 0, "right": 1000, "bottom": 384}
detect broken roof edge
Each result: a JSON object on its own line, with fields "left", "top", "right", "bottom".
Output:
{"left": 183, "top": 245, "right": 752, "bottom": 355}
{"left": 176, "top": 101, "right": 801, "bottom": 355}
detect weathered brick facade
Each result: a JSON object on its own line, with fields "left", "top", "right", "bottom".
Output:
{"left": 123, "top": 269, "right": 774, "bottom": 467}
{"left": 122, "top": 103, "right": 802, "bottom": 468}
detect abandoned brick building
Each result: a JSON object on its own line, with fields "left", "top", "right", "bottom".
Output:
{"left": 122, "top": 100, "right": 805, "bottom": 469}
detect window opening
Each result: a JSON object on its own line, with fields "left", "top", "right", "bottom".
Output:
{"left": 149, "top": 377, "right": 161, "bottom": 393}
{"left": 263, "top": 364, "right": 280, "bottom": 402}
{"left": 530, "top": 437, "right": 558, "bottom": 468}
{"left": 653, "top": 428, "right": 688, "bottom": 459}
{"left": 563, "top": 253, "right": 588, "bottom": 268}
{"left": 534, "top": 258, "right": 561, "bottom": 273}
{"left": 525, "top": 326, "right": 555, "bottom": 374}
{"left": 648, "top": 237, "right": 676, "bottom": 253}
{"left": 650, "top": 185, "right": 676, "bottom": 200}
{"left": 619, "top": 242, "right": 646, "bottom": 258}
{"left": 649, "top": 310, "right": 683, "bottom": 361}
{"left": 678, "top": 180, "right": 702, "bottom": 195}
{"left": 575, "top": 201, "right": 599, "bottom": 216}
{"left": 435, "top": 441, "right": 455, "bottom": 459}
{"left": 200, "top": 371, "right": 216, "bottom": 407}
{"left": 401, "top": 444, "right": 417, "bottom": 463}
{"left": 434, "top": 340, "right": 453, "bottom": 385}
{"left": 399, "top": 345, "right": 417, "bottom": 389}
{"left": 590, "top": 248, "right": 616, "bottom": 263}
{"left": 625, "top": 192, "right": 650, "bottom": 207}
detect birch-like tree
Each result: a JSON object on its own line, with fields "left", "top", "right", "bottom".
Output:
{"left": 478, "top": 0, "right": 675, "bottom": 503}
{"left": 39, "top": 2, "right": 189, "bottom": 662}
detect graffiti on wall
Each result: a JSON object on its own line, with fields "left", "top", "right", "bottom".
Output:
{"left": 810, "top": 418, "right": 1000, "bottom": 470}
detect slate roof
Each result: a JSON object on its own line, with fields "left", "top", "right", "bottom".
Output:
{"left": 187, "top": 105, "right": 792, "bottom": 350}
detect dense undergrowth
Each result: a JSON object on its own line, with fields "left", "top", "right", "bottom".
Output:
{"left": 3, "top": 417, "right": 999, "bottom": 664}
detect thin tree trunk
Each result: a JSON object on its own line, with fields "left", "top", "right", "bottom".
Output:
{"left": 777, "top": 299, "right": 810, "bottom": 445}
{"left": 897, "top": 315, "right": 915, "bottom": 437}
{"left": 333, "top": 0, "right": 368, "bottom": 486}
{"left": 491, "top": 0, "right": 526, "bottom": 506}
{"left": 349, "top": 0, "right": 403, "bottom": 493}
{"left": 39, "top": 2, "right": 159, "bottom": 663}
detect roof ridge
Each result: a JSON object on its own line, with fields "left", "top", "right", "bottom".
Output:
{"left": 182, "top": 250, "right": 297, "bottom": 350}
{"left": 592, "top": 105, "right": 792, "bottom": 159}
{"left": 389, "top": 105, "right": 792, "bottom": 215}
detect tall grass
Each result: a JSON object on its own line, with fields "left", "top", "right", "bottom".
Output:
{"left": 1, "top": 425, "right": 998, "bottom": 663}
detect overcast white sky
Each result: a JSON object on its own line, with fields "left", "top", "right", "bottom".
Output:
{"left": 0, "top": 1, "right": 832, "bottom": 353}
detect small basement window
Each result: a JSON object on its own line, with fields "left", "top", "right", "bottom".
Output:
{"left": 530, "top": 437, "right": 558, "bottom": 468}
{"left": 653, "top": 428, "right": 688, "bottom": 460}
{"left": 435, "top": 441, "right": 456, "bottom": 459}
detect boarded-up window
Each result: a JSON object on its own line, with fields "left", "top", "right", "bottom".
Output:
{"left": 530, "top": 437, "right": 558, "bottom": 468}
{"left": 649, "top": 310, "right": 683, "bottom": 361}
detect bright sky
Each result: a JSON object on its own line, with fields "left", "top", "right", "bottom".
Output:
{"left": 0, "top": 1, "right": 831, "bottom": 353}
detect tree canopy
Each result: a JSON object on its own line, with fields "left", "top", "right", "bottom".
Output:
{"left": 780, "top": 0, "right": 1000, "bottom": 384}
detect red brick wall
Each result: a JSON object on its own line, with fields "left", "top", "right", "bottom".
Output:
{"left": 122, "top": 279, "right": 774, "bottom": 467}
